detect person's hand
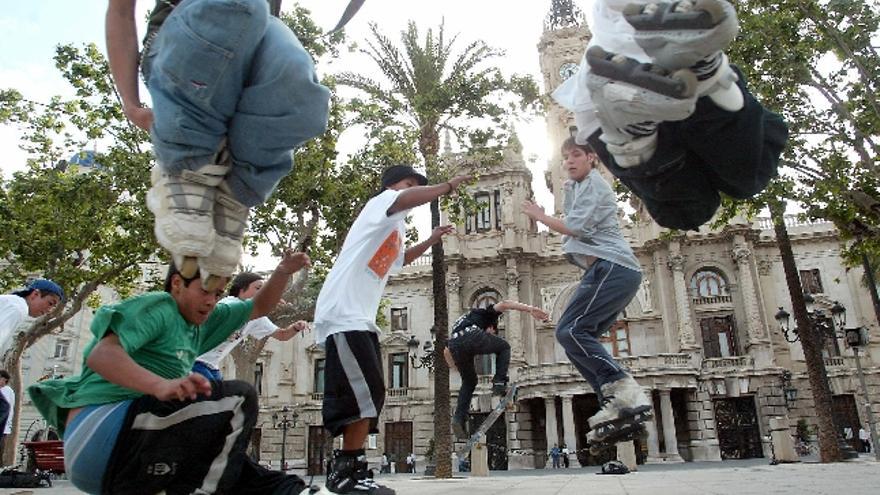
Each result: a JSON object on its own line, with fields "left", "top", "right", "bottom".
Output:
{"left": 521, "top": 200, "right": 545, "bottom": 220}
{"left": 123, "top": 103, "right": 154, "bottom": 132}
{"left": 152, "top": 373, "right": 212, "bottom": 401}
{"left": 429, "top": 225, "right": 455, "bottom": 242}
{"left": 529, "top": 307, "right": 550, "bottom": 322}
{"left": 446, "top": 175, "right": 472, "bottom": 192}
{"left": 277, "top": 249, "right": 311, "bottom": 275}
{"left": 275, "top": 320, "right": 309, "bottom": 341}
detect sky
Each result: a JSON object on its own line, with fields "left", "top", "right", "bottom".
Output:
{"left": 0, "top": 0, "right": 574, "bottom": 269}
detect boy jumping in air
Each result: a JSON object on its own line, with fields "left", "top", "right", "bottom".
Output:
{"left": 448, "top": 300, "right": 549, "bottom": 439}
{"left": 553, "top": 0, "right": 788, "bottom": 230}
{"left": 106, "top": 0, "right": 330, "bottom": 289}
{"left": 523, "top": 138, "right": 650, "bottom": 450}
{"left": 314, "top": 165, "right": 469, "bottom": 494}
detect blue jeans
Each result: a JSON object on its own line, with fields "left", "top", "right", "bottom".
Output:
{"left": 141, "top": 0, "right": 330, "bottom": 207}
{"left": 193, "top": 360, "right": 224, "bottom": 381}
{"left": 555, "top": 259, "right": 641, "bottom": 398}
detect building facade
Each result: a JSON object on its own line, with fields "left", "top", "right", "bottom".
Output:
{"left": 14, "top": 0, "right": 880, "bottom": 474}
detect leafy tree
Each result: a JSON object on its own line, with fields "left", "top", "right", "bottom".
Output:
{"left": 337, "top": 21, "right": 539, "bottom": 477}
{"left": 713, "top": 0, "right": 880, "bottom": 462}
{"left": 0, "top": 43, "right": 157, "bottom": 461}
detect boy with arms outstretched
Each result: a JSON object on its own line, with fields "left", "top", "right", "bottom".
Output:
{"left": 448, "top": 300, "right": 549, "bottom": 439}
{"left": 314, "top": 165, "right": 468, "bottom": 494}
{"left": 523, "top": 138, "right": 650, "bottom": 450}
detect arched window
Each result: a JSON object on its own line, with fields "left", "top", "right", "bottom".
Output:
{"left": 689, "top": 269, "right": 729, "bottom": 298}
{"left": 473, "top": 290, "right": 500, "bottom": 309}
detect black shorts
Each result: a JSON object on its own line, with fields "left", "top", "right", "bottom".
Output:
{"left": 322, "top": 331, "right": 386, "bottom": 437}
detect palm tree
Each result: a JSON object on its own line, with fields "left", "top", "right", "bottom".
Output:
{"left": 338, "top": 21, "right": 537, "bottom": 477}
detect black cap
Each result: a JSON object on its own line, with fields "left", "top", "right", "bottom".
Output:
{"left": 381, "top": 165, "right": 428, "bottom": 189}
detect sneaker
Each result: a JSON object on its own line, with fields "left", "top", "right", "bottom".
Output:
{"left": 197, "top": 182, "right": 249, "bottom": 291}
{"left": 586, "top": 45, "right": 698, "bottom": 167}
{"left": 624, "top": 0, "right": 742, "bottom": 111}
{"left": 588, "top": 375, "right": 653, "bottom": 433}
{"left": 452, "top": 417, "right": 468, "bottom": 440}
{"left": 147, "top": 162, "right": 229, "bottom": 277}
{"left": 326, "top": 450, "right": 395, "bottom": 494}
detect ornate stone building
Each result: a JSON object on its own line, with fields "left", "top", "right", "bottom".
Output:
{"left": 13, "top": 0, "right": 880, "bottom": 474}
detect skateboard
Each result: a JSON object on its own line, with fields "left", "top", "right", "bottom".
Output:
{"left": 457, "top": 384, "right": 518, "bottom": 458}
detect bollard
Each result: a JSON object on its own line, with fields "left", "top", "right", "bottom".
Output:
{"left": 471, "top": 434, "right": 490, "bottom": 476}
{"left": 770, "top": 416, "right": 798, "bottom": 463}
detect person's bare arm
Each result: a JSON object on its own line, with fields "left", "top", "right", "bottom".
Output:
{"left": 522, "top": 200, "right": 574, "bottom": 236}
{"left": 493, "top": 300, "right": 550, "bottom": 322}
{"left": 387, "top": 175, "right": 471, "bottom": 215}
{"left": 404, "top": 225, "right": 454, "bottom": 265}
{"left": 106, "top": 0, "right": 153, "bottom": 130}
{"left": 272, "top": 320, "right": 309, "bottom": 341}
{"left": 87, "top": 333, "right": 211, "bottom": 401}
{"left": 251, "top": 250, "right": 311, "bottom": 319}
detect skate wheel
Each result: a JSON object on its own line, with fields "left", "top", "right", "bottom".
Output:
{"left": 694, "top": 0, "right": 727, "bottom": 26}
{"left": 670, "top": 68, "right": 698, "bottom": 98}
{"left": 176, "top": 256, "right": 200, "bottom": 279}
{"left": 202, "top": 274, "right": 226, "bottom": 292}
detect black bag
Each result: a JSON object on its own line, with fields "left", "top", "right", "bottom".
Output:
{"left": 0, "top": 468, "right": 52, "bottom": 488}
{"left": 599, "top": 460, "right": 630, "bottom": 475}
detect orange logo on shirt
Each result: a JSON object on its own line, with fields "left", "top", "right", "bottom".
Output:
{"left": 368, "top": 230, "right": 401, "bottom": 279}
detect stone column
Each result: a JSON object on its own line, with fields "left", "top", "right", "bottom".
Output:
{"left": 505, "top": 258, "right": 524, "bottom": 364}
{"left": 561, "top": 395, "right": 577, "bottom": 452}
{"left": 544, "top": 396, "right": 559, "bottom": 468}
{"left": 667, "top": 243, "right": 698, "bottom": 351}
{"left": 644, "top": 394, "right": 662, "bottom": 462}
{"left": 660, "top": 389, "right": 683, "bottom": 461}
{"left": 731, "top": 239, "right": 768, "bottom": 347}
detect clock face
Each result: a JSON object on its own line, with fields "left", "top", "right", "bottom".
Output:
{"left": 559, "top": 62, "right": 579, "bottom": 80}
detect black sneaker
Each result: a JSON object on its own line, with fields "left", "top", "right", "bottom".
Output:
{"left": 326, "top": 450, "right": 395, "bottom": 494}
{"left": 452, "top": 417, "right": 468, "bottom": 440}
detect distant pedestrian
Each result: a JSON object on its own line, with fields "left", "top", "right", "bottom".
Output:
{"left": 561, "top": 444, "right": 570, "bottom": 468}
{"left": 409, "top": 452, "right": 416, "bottom": 473}
{"left": 859, "top": 427, "right": 871, "bottom": 453}
{"left": 0, "top": 370, "right": 13, "bottom": 465}
{"left": 550, "top": 444, "right": 561, "bottom": 469}
{"left": 380, "top": 453, "right": 390, "bottom": 474}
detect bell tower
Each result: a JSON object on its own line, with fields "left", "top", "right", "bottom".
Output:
{"left": 537, "top": 0, "right": 591, "bottom": 215}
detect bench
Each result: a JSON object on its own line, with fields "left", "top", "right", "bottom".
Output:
{"left": 22, "top": 440, "right": 65, "bottom": 474}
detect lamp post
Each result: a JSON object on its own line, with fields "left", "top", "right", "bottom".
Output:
{"left": 273, "top": 406, "right": 298, "bottom": 471}
{"left": 774, "top": 299, "right": 860, "bottom": 459}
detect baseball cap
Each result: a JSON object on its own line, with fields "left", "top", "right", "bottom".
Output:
{"left": 381, "top": 165, "right": 428, "bottom": 189}
{"left": 28, "top": 279, "right": 66, "bottom": 303}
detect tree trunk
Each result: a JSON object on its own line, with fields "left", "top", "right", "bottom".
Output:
{"left": 770, "top": 200, "right": 842, "bottom": 462}
{"left": 429, "top": 198, "right": 452, "bottom": 478}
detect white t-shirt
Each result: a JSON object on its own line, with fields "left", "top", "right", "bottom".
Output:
{"left": 1, "top": 385, "right": 15, "bottom": 434}
{"left": 314, "top": 190, "right": 408, "bottom": 344}
{"left": 860, "top": 428, "right": 870, "bottom": 441}
{"left": 195, "top": 296, "right": 277, "bottom": 369}
{"left": 0, "top": 294, "right": 29, "bottom": 357}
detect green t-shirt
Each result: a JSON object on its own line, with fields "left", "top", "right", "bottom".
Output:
{"left": 28, "top": 292, "right": 253, "bottom": 433}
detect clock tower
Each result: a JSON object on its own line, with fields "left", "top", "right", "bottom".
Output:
{"left": 537, "top": 0, "right": 591, "bottom": 215}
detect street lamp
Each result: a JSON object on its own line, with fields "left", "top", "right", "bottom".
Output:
{"left": 273, "top": 405, "right": 298, "bottom": 471}
{"left": 780, "top": 370, "right": 798, "bottom": 410}
{"left": 774, "top": 298, "right": 859, "bottom": 459}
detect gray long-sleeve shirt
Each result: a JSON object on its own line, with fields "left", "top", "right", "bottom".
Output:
{"left": 562, "top": 169, "right": 641, "bottom": 273}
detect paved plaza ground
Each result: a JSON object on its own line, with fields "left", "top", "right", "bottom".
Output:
{"left": 5, "top": 456, "right": 879, "bottom": 495}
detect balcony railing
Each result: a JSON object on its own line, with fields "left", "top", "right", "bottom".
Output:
{"left": 409, "top": 255, "right": 432, "bottom": 267}
{"left": 388, "top": 387, "right": 412, "bottom": 399}
{"left": 754, "top": 215, "right": 833, "bottom": 231}
{"left": 310, "top": 392, "right": 324, "bottom": 401}
{"left": 692, "top": 295, "right": 733, "bottom": 306}
{"left": 519, "top": 354, "right": 693, "bottom": 384}
{"left": 824, "top": 356, "right": 854, "bottom": 369}
{"left": 702, "top": 355, "right": 755, "bottom": 370}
